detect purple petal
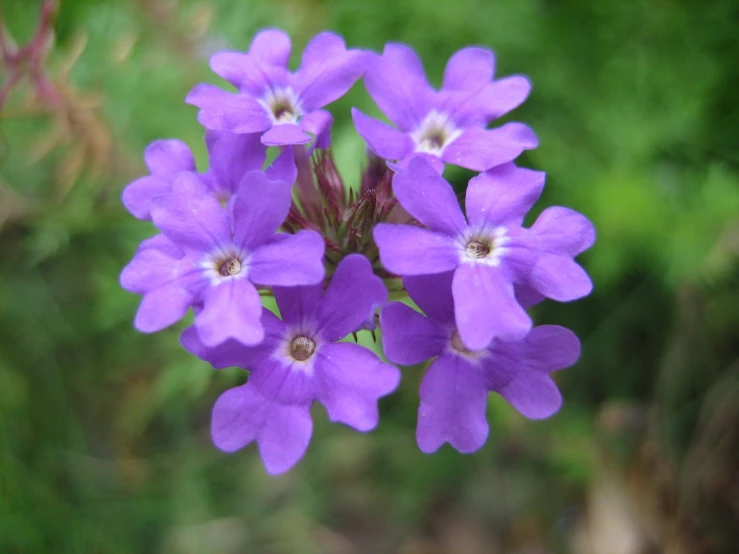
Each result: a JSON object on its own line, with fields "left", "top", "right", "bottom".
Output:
{"left": 363, "top": 44, "right": 434, "bottom": 130}
{"left": 248, "top": 231, "right": 325, "bottom": 286}
{"left": 449, "top": 77, "right": 532, "bottom": 126}
{"left": 442, "top": 47, "right": 495, "bottom": 92}
{"left": 205, "top": 131, "right": 266, "bottom": 197}
{"left": 209, "top": 51, "right": 253, "bottom": 88}
{"left": 530, "top": 206, "right": 596, "bottom": 256}
{"left": 524, "top": 325, "right": 581, "bottom": 373}
{"left": 499, "top": 373, "right": 562, "bottom": 420}
{"left": 248, "top": 29, "right": 292, "bottom": 67}
{"left": 316, "top": 254, "right": 387, "bottom": 342}
{"left": 211, "top": 382, "right": 313, "bottom": 474}
{"left": 403, "top": 271, "right": 456, "bottom": 325}
{"left": 453, "top": 263, "right": 531, "bottom": 349}
{"left": 248, "top": 356, "right": 317, "bottom": 405}
{"left": 273, "top": 285, "right": 322, "bottom": 327}
{"left": 230, "top": 171, "right": 292, "bottom": 250}
{"left": 390, "top": 152, "right": 446, "bottom": 175}
{"left": 186, "top": 84, "right": 271, "bottom": 134}
{"left": 529, "top": 254, "right": 592, "bottom": 302}
{"left": 300, "top": 110, "right": 333, "bottom": 150}
{"left": 120, "top": 247, "right": 190, "bottom": 295}
{"left": 374, "top": 224, "right": 459, "bottom": 276}
{"left": 481, "top": 76, "right": 532, "bottom": 120}
{"left": 443, "top": 123, "right": 538, "bottom": 172}
{"left": 195, "top": 279, "right": 264, "bottom": 346}
{"left": 514, "top": 283, "right": 545, "bottom": 309}
{"left": 296, "top": 34, "right": 368, "bottom": 111}
{"left": 150, "top": 172, "right": 231, "bottom": 254}
{"left": 351, "top": 108, "right": 412, "bottom": 161}
{"left": 122, "top": 176, "right": 172, "bottom": 221}
{"left": 380, "top": 302, "right": 447, "bottom": 365}
{"left": 264, "top": 146, "right": 297, "bottom": 185}
{"left": 134, "top": 282, "right": 193, "bottom": 332}
{"left": 181, "top": 309, "right": 285, "bottom": 368}
{"left": 315, "top": 342, "right": 400, "bottom": 431}
{"left": 465, "top": 163, "right": 545, "bottom": 228}
{"left": 136, "top": 233, "right": 184, "bottom": 258}
{"left": 393, "top": 156, "right": 467, "bottom": 235}
{"left": 144, "top": 139, "right": 196, "bottom": 179}
{"left": 416, "top": 354, "right": 489, "bottom": 454}
{"left": 261, "top": 124, "right": 312, "bottom": 146}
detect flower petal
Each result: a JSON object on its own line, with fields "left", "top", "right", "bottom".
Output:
{"left": 273, "top": 285, "right": 322, "bottom": 327}
{"left": 524, "top": 325, "right": 581, "bottom": 373}
{"left": 514, "top": 283, "right": 545, "bottom": 309}
{"left": 449, "top": 76, "right": 531, "bottom": 126}
{"left": 363, "top": 44, "right": 434, "bottom": 130}
{"left": 264, "top": 146, "right": 297, "bottom": 185}
{"left": 465, "top": 163, "right": 545, "bottom": 228}
{"left": 296, "top": 33, "right": 368, "bottom": 111}
{"left": 416, "top": 354, "right": 489, "bottom": 454}
{"left": 186, "top": 84, "right": 271, "bottom": 134}
{"left": 150, "top": 172, "right": 231, "bottom": 254}
{"left": 393, "top": 156, "right": 467, "bottom": 235}
{"left": 122, "top": 176, "right": 172, "bottom": 221}
{"left": 374, "top": 224, "right": 459, "bottom": 276}
{"left": 301, "top": 109, "right": 333, "bottom": 150}
{"left": 499, "top": 373, "right": 562, "bottom": 420}
{"left": 136, "top": 233, "right": 184, "bottom": 258}
{"left": 120, "top": 247, "right": 190, "bottom": 295}
{"left": 316, "top": 254, "right": 387, "bottom": 341}
{"left": 134, "top": 282, "right": 193, "bottom": 333}
{"left": 195, "top": 278, "right": 264, "bottom": 347}
{"left": 351, "top": 108, "right": 412, "bottom": 161}
{"left": 442, "top": 46, "right": 495, "bottom": 91}
{"left": 144, "top": 139, "right": 196, "bottom": 179}
{"left": 230, "top": 171, "right": 292, "bottom": 250}
{"left": 211, "top": 382, "right": 313, "bottom": 475}
{"left": 249, "top": 231, "right": 325, "bottom": 286}
{"left": 315, "top": 342, "right": 400, "bottom": 431}
{"left": 248, "top": 29, "right": 292, "bottom": 67}
{"left": 530, "top": 206, "right": 596, "bottom": 256}
{"left": 529, "top": 254, "right": 592, "bottom": 302}
{"left": 260, "top": 124, "right": 312, "bottom": 146}
{"left": 443, "top": 123, "right": 538, "bottom": 172}
{"left": 248, "top": 356, "right": 317, "bottom": 405}
{"left": 380, "top": 302, "right": 447, "bottom": 365}
{"left": 403, "top": 271, "right": 456, "bottom": 325}
{"left": 453, "top": 263, "right": 531, "bottom": 349}
{"left": 205, "top": 130, "right": 266, "bottom": 197}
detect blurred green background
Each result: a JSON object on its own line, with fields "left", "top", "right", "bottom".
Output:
{"left": 1, "top": 0, "right": 738, "bottom": 552}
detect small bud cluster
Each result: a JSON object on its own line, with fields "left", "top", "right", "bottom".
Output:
{"left": 121, "top": 29, "right": 594, "bottom": 474}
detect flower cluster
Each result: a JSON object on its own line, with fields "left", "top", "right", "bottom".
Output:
{"left": 121, "top": 29, "right": 594, "bottom": 474}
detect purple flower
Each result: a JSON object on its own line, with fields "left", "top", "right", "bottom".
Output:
{"left": 374, "top": 156, "right": 594, "bottom": 349}
{"left": 180, "top": 255, "right": 400, "bottom": 474}
{"left": 120, "top": 170, "right": 325, "bottom": 346}
{"left": 186, "top": 29, "right": 368, "bottom": 147}
{"left": 352, "top": 44, "right": 537, "bottom": 172}
{"left": 380, "top": 272, "right": 580, "bottom": 454}
{"left": 122, "top": 131, "right": 297, "bottom": 221}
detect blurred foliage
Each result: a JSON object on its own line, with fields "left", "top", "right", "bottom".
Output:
{"left": 1, "top": 0, "right": 738, "bottom": 553}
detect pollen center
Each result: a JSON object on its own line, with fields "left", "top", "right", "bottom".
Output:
{"left": 465, "top": 240, "right": 491, "bottom": 259}
{"left": 413, "top": 110, "right": 460, "bottom": 155}
{"left": 290, "top": 335, "right": 316, "bottom": 361}
{"left": 218, "top": 257, "right": 242, "bottom": 276}
{"left": 271, "top": 99, "right": 296, "bottom": 123}
{"left": 261, "top": 87, "right": 302, "bottom": 124}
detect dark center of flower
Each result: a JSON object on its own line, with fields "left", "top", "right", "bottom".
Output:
{"left": 465, "top": 240, "right": 491, "bottom": 259}
{"left": 271, "top": 99, "right": 295, "bottom": 122}
{"left": 218, "top": 257, "right": 242, "bottom": 277}
{"left": 290, "top": 335, "right": 316, "bottom": 361}
{"left": 450, "top": 331, "right": 473, "bottom": 355}
{"left": 420, "top": 130, "right": 446, "bottom": 151}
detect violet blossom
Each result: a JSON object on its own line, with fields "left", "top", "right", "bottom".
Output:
{"left": 381, "top": 272, "right": 580, "bottom": 453}
{"left": 180, "top": 255, "right": 400, "bottom": 474}
{"left": 374, "top": 156, "right": 594, "bottom": 350}
{"left": 352, "top": 44, "right": 536, "bottom": 172}
{"left": 187, "top": 29, "right": 368, "bottom": 147}
{"left": 120, "top": 170, "right": 325, "bottom": 347}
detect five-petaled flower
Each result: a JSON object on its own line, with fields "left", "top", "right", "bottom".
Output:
{"left": 381, "top": 272, "right": 581, "bottom": 453}
{"left": 374, "top": 156, "right": 594, "bottom": 350}
{"left": 187, "top": 29, "right": 368, "bottom": 147}
{"left": 180, "top": 255, "right": 400, "bottom": 474}
{"left": 352, "top": 44, "right": 537, "bottom": 173}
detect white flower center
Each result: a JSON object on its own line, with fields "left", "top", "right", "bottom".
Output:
{"left": 411, "top": 110, "right": 462, "bottom": 156}
{"left": 200, "top": 248, "right": 249, "bottom": 285}
{"left": 459, "top": 227, "right": 510, "bottom": 267}
{"left": 259, "top": 87, "right": 302, "bottom": 124}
